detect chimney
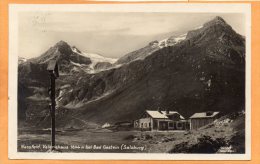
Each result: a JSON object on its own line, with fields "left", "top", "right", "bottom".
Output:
{"left": 166, "top": 109, "right": 169, "bottom": 114}
{"left": 206, "top": 111, "right": 213, "bottom": 116}
{"left": 157, "top": 107, "right": 162, "bottom": 113}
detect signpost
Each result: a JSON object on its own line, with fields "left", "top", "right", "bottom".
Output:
{"left": 47, "top": 59, "right": 59, "bottom": 151}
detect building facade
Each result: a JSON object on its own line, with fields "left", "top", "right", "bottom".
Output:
{"left": 189, "top": 111, "right": 220, "bottom": 130}
{"left": 134, "top": 110, "right": 190, "bottom": 131}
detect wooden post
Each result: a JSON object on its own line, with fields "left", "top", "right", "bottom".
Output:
{"left": 50, "top": 73, "right": 56, "bottom": 150}
{"left": 47, "top": 59, "right": 59, "bottom": 152}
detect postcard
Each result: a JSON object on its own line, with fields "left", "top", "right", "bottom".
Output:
{"left": 8, "top": 3, "right": 251, "bottom": 160}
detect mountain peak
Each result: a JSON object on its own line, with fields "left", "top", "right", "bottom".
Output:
{"left": 51, "top": 40, "right": 73, "bottom": 56}
{"left": 55, "top": 40, "right": 69, "bottom": 46}
{"left": 212, "top": 16, "right": 226, "bottom": 23}
{"left": 203, "top": 16, "right": 228, "bottom": 28}
{"left": 54, "top": 40, "right": 71, "bottom": 50}
{"left": 186, "top": 16, "right": 234, "bottom": 40}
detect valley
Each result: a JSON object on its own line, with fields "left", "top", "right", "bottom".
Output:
{"left": 18, "top": 111, "right": 245, "bottom": 153}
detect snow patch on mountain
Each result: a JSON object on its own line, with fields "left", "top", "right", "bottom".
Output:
{"left": 158, "top": 33, "right": 187, "bottom": 48}
{"left": 70, "top": 60, "right": 84, "bottom": 67}
{"left": 158, "top": 38, "right": 168, "bottom": 48}
{"left": 175, "top": 33, "right": 187, "bottom": 42}
{"left": 70, "top": 46, "right": 118, "bottom": 74}
{"left": 71, "top": 47, "right": 117, "bottom": 65}
{"left": 195, "top": 25, "right": 203, "bottom": 30}
{"left": 18, "top": 57, "right": 27, "bottom": 64}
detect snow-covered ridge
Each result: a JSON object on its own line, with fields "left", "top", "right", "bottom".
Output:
{"left": 158, "top": 33, "right": 187, "bottom": 48}
{"left": 71, "top": 47, "right": 117, "bottom": 65}
{"left": 70, "top": 46, "right": 119, "bottom": 74}
{"left": 175, "top": 33, "right": 187, "bottom": 42}
{"left": 155, "top": 24, "right": 204, "bottom": 49}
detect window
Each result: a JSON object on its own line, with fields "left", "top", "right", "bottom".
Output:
{"left": 149, "top": 123, "right": 151, "bottom": 127}
{"left": 169, "top": 123, "right": 174, "bottom": 127}
{"left": 177, "top": 122, "right": 183, "bottom": 128}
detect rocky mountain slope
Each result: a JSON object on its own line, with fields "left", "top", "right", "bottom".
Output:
{"left": 18, "top": 16, "right": 245, "bottom": 129}
{"left": 115, "top": 33, "right": 187, "bottom": 65}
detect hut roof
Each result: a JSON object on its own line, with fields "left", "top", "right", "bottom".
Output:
{"left": 190, "top": 111, "right": 219, "bottom": 119}
{"left": 146, "top": 110, "right": 185, "bottom": 119}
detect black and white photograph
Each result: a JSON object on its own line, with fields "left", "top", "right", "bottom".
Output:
{"left": 8, "top": 4, "right": 251, "bottom": 160}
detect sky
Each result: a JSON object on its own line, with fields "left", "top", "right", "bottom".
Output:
{"left": 18, "top": 12, "right": 245, "bottom": 59}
